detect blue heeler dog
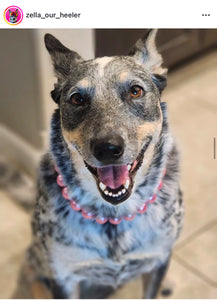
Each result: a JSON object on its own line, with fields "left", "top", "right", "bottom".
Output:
{"left": 9, "top": 9, "right": 18, "bottom": 24}
{"left": 14, "top": 29, "right": 184, "bottom": 299}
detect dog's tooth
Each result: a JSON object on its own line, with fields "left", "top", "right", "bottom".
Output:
{"left": 118, "top": 191, "right": 122, "bottom": 196}
{"left": 122, "top": 188, "right": 126, "bottom": 194}
{"left": 124, "top": 179, "right": 130, "bottom": 189}
{"left": 99, "top": 182, "right": 106, "bottom": 191}
{"left": 109, "top": 192, "right": 112, "bottom": 197}
{"left": 127, "top": 164, "right": 131, "bottom": 171}
{"left": 104, "top": 190, "right": 108, "bottom": 195}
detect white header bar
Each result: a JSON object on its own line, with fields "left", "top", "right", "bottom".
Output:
{"left": 0, "top": 0, "right": 217, "bottom": 28}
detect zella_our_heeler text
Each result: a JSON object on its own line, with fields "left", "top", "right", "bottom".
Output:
{"left": 15, "top": 29, "right": 184, "bottom": 299}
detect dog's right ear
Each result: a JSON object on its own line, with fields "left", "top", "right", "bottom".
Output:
{"left": 129, "top": 29, "right": 167, "bottom": 93}
{"left": 44, "top": 34, "right": 83, "bottom": 79}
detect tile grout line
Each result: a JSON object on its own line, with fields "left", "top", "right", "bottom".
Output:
{"left": 173, "top": 253, "right": 217, "bottom": 288}
{"left": 175, "top": 219, "right": 217, "bottom": 250}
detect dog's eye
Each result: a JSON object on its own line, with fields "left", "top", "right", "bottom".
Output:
{"left": 70, "top": 93, "right": 85, "bottom": 105}
{"left": 130, "top": 85, "right": 144, "bottom": 98}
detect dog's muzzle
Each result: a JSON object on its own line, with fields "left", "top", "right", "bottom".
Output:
{"left": 91, "top": 135, "right": 125, "bottom": 164}
{"left": 85, "top": 136, "right": 152, "bottom": 205}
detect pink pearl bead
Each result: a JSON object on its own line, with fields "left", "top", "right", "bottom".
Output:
{"left": 71, "top": 200, "right": 76, "bottom": 206}
{"left": 124, "top": 214, "right": 136, "bottom": 221}
{"left": 54, "top": 165, "right": 59, "bottom": 173}
{"left": 57, "top": 174, "right": 65, "bottom": 187}
{"left": 82, "top": 210, "right": 94, "bottom": 219}
{"left": 62, "top": 187, "right": 70, "bottom": 200}
{"left": 70, "top": 201, "right": 81, "bottom": 211}
{"left": 95, "top": 217, "right": 108, "bottom": 224}
{"left": 148, "top": 194, "right": 157, "bottom": 204}
{"left": 109, "top": 217, "right": 122, "bottom": 225}
{"left": 157, "top": 180, "right": 163, "bottom": 191}
{"left": 137, "top": 203, "right": 147, "bottom": 214}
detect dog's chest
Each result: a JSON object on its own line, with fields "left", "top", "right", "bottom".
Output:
{"left": 73, "top": 256, "right": 158, "bottom": 287}
{"left": 49, "top": 216, "right": 171, "bottom": 287}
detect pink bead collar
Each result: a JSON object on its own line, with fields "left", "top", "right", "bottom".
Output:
{"left": 55, "top": 165, "right": 166, "bottom": 225}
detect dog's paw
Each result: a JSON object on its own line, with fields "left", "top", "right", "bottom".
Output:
{"left": 159, "top": 279, "right": 174, "bottom": 298}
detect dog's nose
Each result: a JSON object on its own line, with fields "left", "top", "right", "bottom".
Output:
{"left": 92, "top": 135, "right": 125, "bottom": 163}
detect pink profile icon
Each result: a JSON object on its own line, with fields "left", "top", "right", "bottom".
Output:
{"left": 4, "top": 5, "right": 23, "bottom": 25}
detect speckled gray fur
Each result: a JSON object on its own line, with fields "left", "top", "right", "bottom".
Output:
{"left": 17, "top": 30, "right": 184, "bottom": 299}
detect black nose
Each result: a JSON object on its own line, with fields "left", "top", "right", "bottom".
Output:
{"left": 92, "top": 135, "right": 125, "bottom": 163}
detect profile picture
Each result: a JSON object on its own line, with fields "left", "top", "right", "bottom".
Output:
{"left": 4, "top": 6, "right": 23, "bottom": 25}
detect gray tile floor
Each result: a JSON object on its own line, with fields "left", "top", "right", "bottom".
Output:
{"left": 0, "top": 51, "right": 217, "bottom": 298}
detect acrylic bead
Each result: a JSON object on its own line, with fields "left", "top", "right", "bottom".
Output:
{"left": 147, "top": 194, "right": 157, "bottom": 204}
{"left": 82, "top": 210, "right": 94, "bottom": 219}
{"left": 137, "top": 203, "right": 147, "bottom": 214}
{"left": 70, "top": 201, "right": 81, "bottom": 211}
{"left": 157, "top": 180, "right": 163, "bottom": 191}
{"left": 62, "top": 187, "right": 70, "bottom": 200}
{"left": 57, "top": 174, "right": 65, "bottom": 187}
{"left": 124, "top": 214, "right": 136, "bottom": 221}
{"left": 95, "top": 217, "right": 108, "bottom": 224}
{"left": 109, "top": 217, "right": 122, "bottom": 225}
{"left": 54, "top": 165, "right": 60, "bottom": 173}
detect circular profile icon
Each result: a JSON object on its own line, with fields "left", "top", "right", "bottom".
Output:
{"left": 4, "top": 5, "right": 23, "bottom": 25}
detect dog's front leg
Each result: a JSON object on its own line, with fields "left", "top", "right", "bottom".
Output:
{"left": 50, "top": 275, "right": 80, "bottom": 299}
{"left": 142, "top": 255, "right": 171, "bottom": 299}
{"left": 45, "top": 277, "right": 80, "bottom": 299}
{"left": 15, "top": 265, "right": 80, "bottom": 299}
{"left": 13, "top": 265, "right": 53, "bottom": 299}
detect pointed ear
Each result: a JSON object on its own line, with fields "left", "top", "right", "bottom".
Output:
{"left": 129, "top": 29, "right": 167, "bottom": 93}
{"left": 44, "top": 34, "right": 83, "bottom": 79}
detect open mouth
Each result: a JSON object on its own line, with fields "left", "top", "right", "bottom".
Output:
{"left": 85, "top": 137, "right": 152, "bottom": 205}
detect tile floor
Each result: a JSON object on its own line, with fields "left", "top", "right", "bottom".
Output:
{"left": 0, "top": 51, "right": 217, "bottom": 298}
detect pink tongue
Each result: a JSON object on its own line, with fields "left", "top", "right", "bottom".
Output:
{"left": 97, "top": 165, "right": 129, "bottom": 189}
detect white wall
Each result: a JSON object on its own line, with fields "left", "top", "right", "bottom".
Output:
{"left": 0, "top": 29, "right": 95, "bottom": 175}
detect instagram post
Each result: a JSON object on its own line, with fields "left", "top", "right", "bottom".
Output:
{"left": 0, "top": 1, "right": 217, "bottom": 299}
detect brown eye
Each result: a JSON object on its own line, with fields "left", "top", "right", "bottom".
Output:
{"left": 130, "top": 85, "right": 143, "bottom": 98}
{"left": 70, "top": 93, "right": 84, "bottom": 105}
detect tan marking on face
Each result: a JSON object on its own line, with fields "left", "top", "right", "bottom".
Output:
{"left": 137, "top": 121, "right": 161, "bottom": 144}
{"left": 62, "top": 128, "right": 83, "bottom": 149}
{"left": 119, "top": 71, "right": 129, "bottom": 82}
{"left": 62, "top": 128, "right": 101, "bottom": 198}
{"left": 137, "top": 103, "right": 162, "bottom": 144}
{"left": 78, "top": 78, "right": 91, "bottom": 88}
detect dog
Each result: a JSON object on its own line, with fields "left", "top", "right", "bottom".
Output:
{"left": 9, "top": 9, "right": 18, "bottom": 24}
{"left": 14, "top": 29, "right": 184, "bottom": 299}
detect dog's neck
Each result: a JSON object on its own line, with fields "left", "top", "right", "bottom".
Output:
{"left": 49, "top": 103, "right": 173, "bottom": 219}
{"left": 55, "top": 163, "right": 166, "bottom": 224}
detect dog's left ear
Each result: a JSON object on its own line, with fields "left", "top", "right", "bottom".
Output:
{"left": 45, "top": 34, "right": 84, "bottom": 104}
{"left": 129, "top": 29, "right": 167, "bottom": 93}
{"left": 44, "top": 34, "right": 83, "bottom": 79}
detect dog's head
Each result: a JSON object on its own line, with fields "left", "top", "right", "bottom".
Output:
{"left": 45, "top": 30, "right": 167, "bottom": 206}
{"left": 9, "top": 9, "right": 18, "bottom": 23}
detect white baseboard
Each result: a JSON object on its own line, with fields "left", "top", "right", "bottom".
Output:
{"left": 0, "top": 124, "right": 44, "bottom": 177}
